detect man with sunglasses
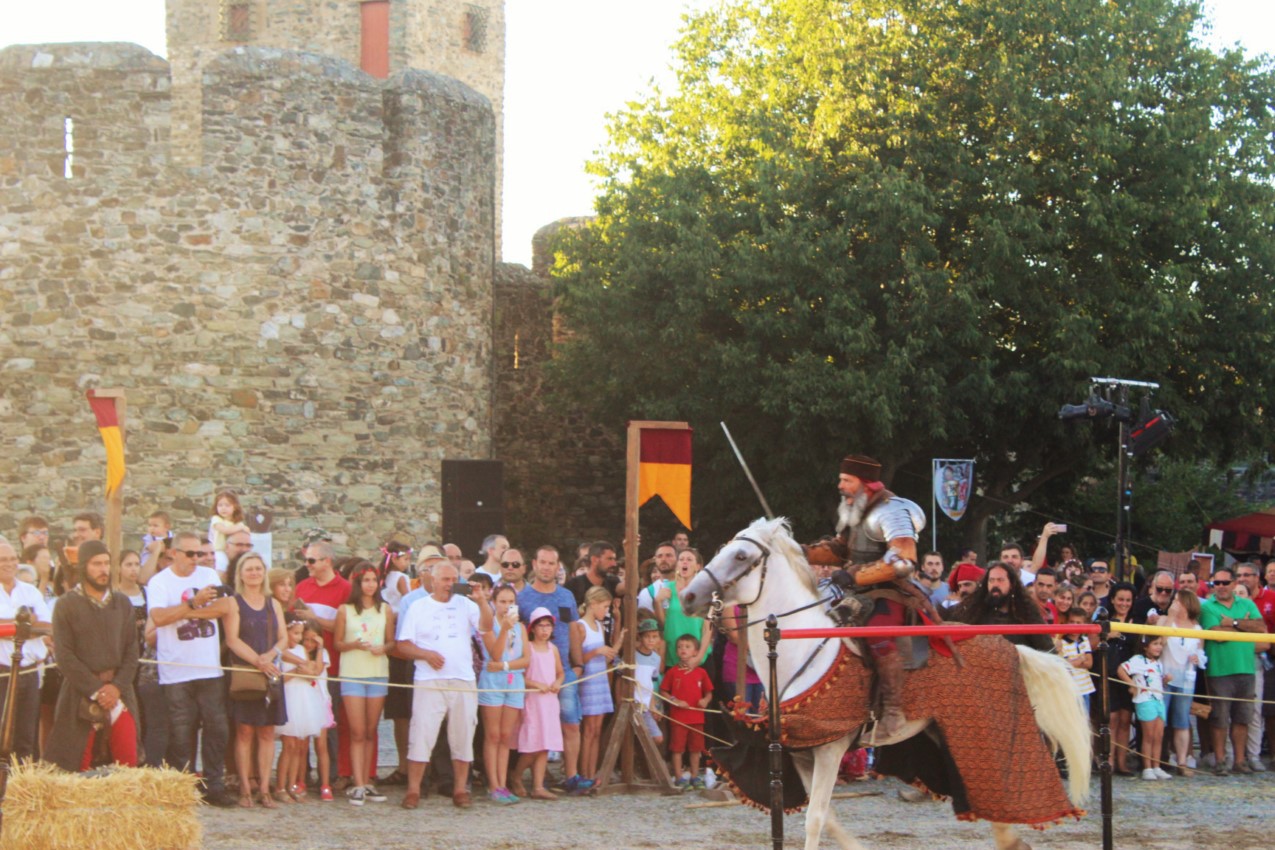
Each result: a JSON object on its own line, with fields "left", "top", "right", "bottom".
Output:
{"left": 294, "top": 540, "right": 352, "bottom": 791}
{"left": 498, "top": 548, "right": 528, "bottom": 593}
{"left": 1131, "top": 570, "right": 1177, "bottom": 625}
{"left": 1088, "top": 559, "right": 1112, "bottom": 607}
{"left": 1200, "top": 567, "right": 1264, "bottom": 775}
{"left": 145, "top": 530, "right": 233, "bottom": 805}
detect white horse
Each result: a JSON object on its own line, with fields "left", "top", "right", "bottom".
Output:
{"left": 681, "top": 517, "right": 1091, "bottom": 850}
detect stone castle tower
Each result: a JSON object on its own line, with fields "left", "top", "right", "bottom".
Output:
{"left": 165, "top": 0, "right": 505, "bottom": 249}
{"left": 0, "top": 2, "right": 504, "bottom": 553}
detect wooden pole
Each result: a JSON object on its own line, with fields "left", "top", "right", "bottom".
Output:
{"left": 622, "top": 420, "right": 689, "bottom": 789}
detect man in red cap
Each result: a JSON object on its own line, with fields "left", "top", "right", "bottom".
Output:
{"left": 805, "top": 454, "right": 928, "bottom": 737}
{"left": 945, "top": 562, "right": 986, "bottom": 607}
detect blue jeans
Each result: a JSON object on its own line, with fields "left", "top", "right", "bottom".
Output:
{"left": 164, "top": 676, "right": 229, "bottom": 793}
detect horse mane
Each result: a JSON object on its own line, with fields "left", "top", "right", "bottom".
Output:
{"left": 744, "top": 516, "right": 819, "bottom": 597}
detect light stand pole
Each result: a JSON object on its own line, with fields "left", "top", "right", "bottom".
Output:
{"left": 1114, "top": 385, "right": 1131, "bottom": 584}
{"left": 1060, "top": 377, "right": 1165, "bottom": 585}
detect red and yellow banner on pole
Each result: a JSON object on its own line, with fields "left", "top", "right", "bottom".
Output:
{"left": 87, "top": 390, "right": 126, "bottom": 496}
{"left": 637, "top": 424, "right": 692, "bottom": 530}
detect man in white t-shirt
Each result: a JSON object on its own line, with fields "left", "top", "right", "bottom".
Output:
{"left": 145, "top": 530, "right": 234, "bottom": 806}
{"left": 396, "top": 561, "right": 492, "bottom": 810}
{"left": 0, "top": 540, "right": 52, "bottom": 760}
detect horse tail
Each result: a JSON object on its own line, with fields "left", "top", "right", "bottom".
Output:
{"left": 1015, "top": 645, "right": 1092, "bottom": 806}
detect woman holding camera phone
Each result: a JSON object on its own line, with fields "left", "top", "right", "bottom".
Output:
{"left": 479, "top": 584, "right": 530, "bottom": 803}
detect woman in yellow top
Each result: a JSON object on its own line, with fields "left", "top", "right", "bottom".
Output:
{"left": 334, "top": 561, "right": 396, "bottom": 806}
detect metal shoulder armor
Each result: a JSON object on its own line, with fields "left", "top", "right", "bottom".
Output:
{"left": 866, "top": 496, "right": 926, "bottom": 542}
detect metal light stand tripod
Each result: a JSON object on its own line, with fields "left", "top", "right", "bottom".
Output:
{"left": 0, "top": 607, "right": 34, "bottom": 836}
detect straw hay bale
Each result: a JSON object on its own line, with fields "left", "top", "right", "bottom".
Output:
{"left": 1, "top": 761, "right": 201, "bottom": 850}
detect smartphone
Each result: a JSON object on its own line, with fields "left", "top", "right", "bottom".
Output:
{"left": 1056, "top": 524, "right": 1068, "bottom": 533}
{"left": 508, "top": 604, "right": 519, "bottom": 621}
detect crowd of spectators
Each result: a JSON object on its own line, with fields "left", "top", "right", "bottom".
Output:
{"left": 0, "top": 507, "right": 733, "bottom": 809}
{"left": 3, "top": 507, "right": 1272, "bottom": 813}
{"left": 931, "top": 523, "right": 1274, "bottom": 781}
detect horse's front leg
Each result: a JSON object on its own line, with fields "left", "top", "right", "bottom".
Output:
{"left": 797, "top": 736, "right": 865, "bottom": 850}
{"left": 991, "top": 822, "right": 1031, "bottom": 850}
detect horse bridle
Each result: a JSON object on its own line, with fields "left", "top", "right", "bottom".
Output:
{"left": 704, "top": 534, "right": 771, "bottom": 610}
{"left": 704, "top": 533, "right": 838, "bottom": 703}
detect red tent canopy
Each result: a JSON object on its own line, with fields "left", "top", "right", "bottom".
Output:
{"left": 1206, "top": 510, "right": 1275, "bottom": 537}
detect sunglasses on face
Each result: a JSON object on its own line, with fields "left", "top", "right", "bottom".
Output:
{"left": 175, "top": 550, "right": 200, "bottom": 558}
{"left": 1153, "top": 587, "right": 1173, "bottom": 593}
{"left": 501, "top": 561, "right": 523, "bottom": 569}
{"left": 304, "top": 557, "right": 324, "bottom": 565}
{"left": 1212, "top": 579, "right": 1233, "bottom": 586}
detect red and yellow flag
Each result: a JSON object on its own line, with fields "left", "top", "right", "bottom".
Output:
{"left": 638, "top": 426, "right": 692, "bottom": 529}
{"left": 87, "top": 390, "right": 125, "bottom": 496}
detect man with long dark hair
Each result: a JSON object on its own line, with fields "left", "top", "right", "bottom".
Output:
{"left": 948, "top": 561, "right": 1052, "bottom": 653}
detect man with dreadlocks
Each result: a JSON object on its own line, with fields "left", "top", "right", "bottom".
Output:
{"left": 804, "top": 454, "right": 930, "bottom": 737}
{"left": 947, "top": 562, "right": 1053, "bottom": 653}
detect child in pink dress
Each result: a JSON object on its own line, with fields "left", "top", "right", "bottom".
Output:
{"left": 517, "top": 607, "right": 564, "bottom": 800}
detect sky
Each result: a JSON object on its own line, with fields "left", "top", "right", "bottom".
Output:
{"left": 4, "top": 1, "right": 1273, "bottom": 267}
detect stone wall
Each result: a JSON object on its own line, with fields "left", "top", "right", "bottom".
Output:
{"left": 0, "top": 43, "right": 495, "bottom": 558}
{"left": 165, "top": 0, "right": 505, "bottom": 249}
{"left": 492, "top": 227, "right": 626, "bottom": 557}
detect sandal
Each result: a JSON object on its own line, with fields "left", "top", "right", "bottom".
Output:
{"left": 272, "top": 789, "right": 293, "bottom": 804}
{"left": 380, "top": 769, "right": 409, "bottom": 786}
{"left": 237, "top": 795, "right": 255, "bottom": 809}
{"left": 530, "top": 788, "right": 557, "bottom": 801}
{"left": 259, "top": 793, "right": 278, "bottom": 810}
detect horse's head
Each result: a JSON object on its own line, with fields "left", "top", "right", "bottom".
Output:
{"left": 681, "top": 517, "right": 790, "bottom": 616}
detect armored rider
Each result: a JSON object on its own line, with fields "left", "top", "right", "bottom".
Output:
{"left": 804, "top": 454, "right": 926, "bottom": 738}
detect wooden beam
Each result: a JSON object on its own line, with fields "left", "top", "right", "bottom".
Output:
{"left": 621, "top": 420, "right": 688, "bottom": 785}
{"left": 93, "top": 388, "right": 127, "bottom": 584}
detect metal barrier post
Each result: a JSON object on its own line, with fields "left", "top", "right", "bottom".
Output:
{"left": 1095, "top": 609, "right": 1113, "bottom": 850}
{"left": 0, "top": 607, "right": 33, "bottom": 836}
{"left": 766, "top": 614, "right": 783, "bottom": 850}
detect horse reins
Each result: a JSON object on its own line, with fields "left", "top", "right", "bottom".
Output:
{"left": 704, "top": 533, "right": 841, "bottom": 701}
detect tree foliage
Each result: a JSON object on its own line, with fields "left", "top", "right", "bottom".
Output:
{"left": 548, "top": 0, "right": 1275, "bottom": 549}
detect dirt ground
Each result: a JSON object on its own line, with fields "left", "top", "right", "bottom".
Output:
{"left": 198, "top": 770, "right": 1274, "bottom": 849}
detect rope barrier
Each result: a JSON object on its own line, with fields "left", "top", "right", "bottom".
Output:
{"left": 0, "top": 663, "right": 52, "bottom": 678}
{"left": 620, "top": 675, "right": 726, "bottom": 714}
{"left": 136, "top": 656, "right": 631, "bottom": 694}
{"left": 1092, "top": 670, "right": 1275, "bottom": 707}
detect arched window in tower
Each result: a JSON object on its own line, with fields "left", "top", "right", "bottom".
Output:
{"left": 360, "top": 1, "right": 390, "bottom": 78}
{"left": 464, "top": 5, "right": 489, "bottom": 54}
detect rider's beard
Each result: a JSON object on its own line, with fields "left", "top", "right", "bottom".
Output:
{"left": 987, "top": 588, "right": 1007, "bottom": 607}
{"left": 836, "top": 490, "right": 869, "bottom": 532}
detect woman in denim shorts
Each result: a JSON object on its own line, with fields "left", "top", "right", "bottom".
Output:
{"left": 334, "top": 562, "right": 396, "bottom": 805}
{"left": 478, "top": 584, "right": 529, "bottom": 802}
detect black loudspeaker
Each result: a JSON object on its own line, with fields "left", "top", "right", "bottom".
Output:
{"left": 441, "top": 460, "right": 505, "bottom": 561}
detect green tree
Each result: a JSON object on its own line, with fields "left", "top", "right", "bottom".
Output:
{"left": 549, "top": 0, "right": 1275, "bottom": 549}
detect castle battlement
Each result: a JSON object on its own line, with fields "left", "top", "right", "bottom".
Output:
{"left": 0, "top": 38, "right": 496, "bottom": 551}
